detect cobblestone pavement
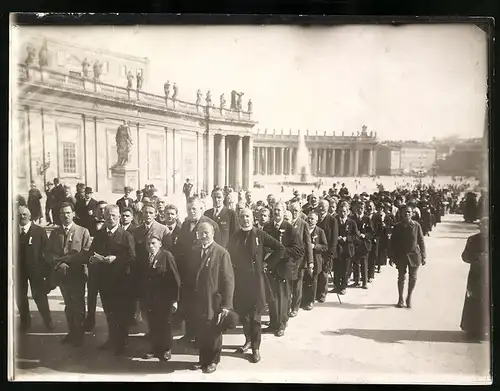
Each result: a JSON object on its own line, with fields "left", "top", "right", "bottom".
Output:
{"left": 11, "top": 214, "right": 490, "bottom": 383}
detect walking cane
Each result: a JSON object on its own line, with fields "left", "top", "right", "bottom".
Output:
{"left": 329, "top": 270, "right": 342, "bottom": 304}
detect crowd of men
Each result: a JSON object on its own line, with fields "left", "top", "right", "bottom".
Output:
{"left": 15, "top": 178, "right": 483, "bottom": 374}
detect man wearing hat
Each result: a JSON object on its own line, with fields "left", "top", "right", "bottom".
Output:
{"left": 75, "top": 187, "right": 98, "bottom": 232}
{"left": 117, "top": 186, "right": 134, "bottom": 215}
{"left": 45, "top": 181, "right": 55, "bottom": 225}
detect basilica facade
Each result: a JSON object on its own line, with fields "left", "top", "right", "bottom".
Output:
{"left": 14, "top": 33, "right": 256, "bottom": 198}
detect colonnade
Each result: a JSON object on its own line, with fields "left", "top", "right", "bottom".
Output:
{"left": 208, "top": 133, "right": 253, "bottom": 191}
{"left": 253, "top": 146, "right": 376, "bottom": 177}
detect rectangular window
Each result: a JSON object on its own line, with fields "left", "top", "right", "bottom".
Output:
{"left": 62, "top": 142, "right": 77, "bottom": 174}
{"left": 103, "top": 61, "right": 109, "bottom": 74}
{"left": 150, "top": 149, "right": 161, "bottom": 178}
{"left": 120, "top": 65, "right": 127, "bottom": 77}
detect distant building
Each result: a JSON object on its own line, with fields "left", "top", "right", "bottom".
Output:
{"left": 376, "top": 141, "right": 437, "bottom": 175}
{"left": 434, "top": 138, "right": 483, "bottom": 177}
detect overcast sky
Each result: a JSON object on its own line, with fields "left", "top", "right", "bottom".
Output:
{"left": 15, "top": 24, "right": 488, "bottom": 141}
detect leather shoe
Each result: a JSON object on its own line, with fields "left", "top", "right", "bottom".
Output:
{"left": 142, "top": 352, "right": 155, "bottom": 359}
{"left": 368, "top": 278, "right": 373, "bottom": 283}
{"left": 251, "top": 349, "right": 261, "bottom": 363}
{"left": 406, "top": 299, "right": 412, "bottom": 309}
{"left": 317, "top": 297, "right": 326, "bottom": 303}
{"left": 396, "top": 300, "right": 404, "bottom": 308}
{"left": 289, "top": 310, "right": 298, "bottom": 318}
{"left": 237, "top": 341, "right": 251, "bottom": 353}
{"left": 339, "top": 289, "right": 346, "bottom": 295}
{"left": 191, "top": 362, "right": 202, "bottom": 370}
{"left": 203, "top": 363, "right": 217, "bottom": 374}
{"left": 262, "top": 326, "right": 277, "bottom": 334}
{"left": 274, "top": 329, "right": 285, "bottom": 337}
{"left": 159, "top": 350, "right": 172, "bottom": 362}
{"left": 362, "top": 285, "right": 368, "bottom": 290}
{"left": 304, "top": 303, "right": 313, "bottom": 310}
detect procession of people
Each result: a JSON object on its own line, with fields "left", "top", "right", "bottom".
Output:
{"left": 14, "top": 177, "right": 489, "bottom": 374}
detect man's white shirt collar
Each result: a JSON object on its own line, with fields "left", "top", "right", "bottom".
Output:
{"left": 20, "top": 221, "right": 32, "bottom": 234}
{"left": 63, "top": 222, "right": 74, "bottom": 231}
{"left": 107, "top": 224, "right": 119, "bottom": 234}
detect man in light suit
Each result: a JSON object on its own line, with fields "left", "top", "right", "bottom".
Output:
{"left": 88, "top": 205, "right": 135, "bottom": 355}
{"left": 116, "top": 186, "right": 134, "bottom": 214}
{"left": 189, "top": 223, "right": 235, "bottom": 374}
{"left": 389, "top": 204, "right": 426, "bottom": 309}
{"left": 204, "top": 188, "right": 239, "bottom": 248}
{"left": 227, "top": 208, "right": 284, "bottom": 363}
{"left": 286, "top": 202, "right": 313, "bottom": 317}
{"left": 47, "top": 202, "right": 91, "bottom": 346}
{"left": 16, "top": 206, "right": 53, "bottom": 332}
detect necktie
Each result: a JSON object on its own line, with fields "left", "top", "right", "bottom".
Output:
{"left": 201, "top": 247, "right": 207, "bottom": 259}
{"left": 190, "top": 221, "right": 197, "bottom": 232}
{"left": 149, "top": 253, "right": 155, "bottom": 266}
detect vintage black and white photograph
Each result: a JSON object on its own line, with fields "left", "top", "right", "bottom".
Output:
{"left": 9, "top": 17, "right": 491, "bottom": 383}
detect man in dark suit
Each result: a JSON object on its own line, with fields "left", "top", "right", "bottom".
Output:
{"left": 205, "top": 188, "right": 239, "bottom": 248}
{"left": 189, "top": 222, "right": 235, "bottom": 374}
{"left": 16, "top": 206, "right": 53, "bottom": 332}
{"left": 162, "top": 204, "right": 181, "bottom": 254}
{"left": 75, "top": 187, "right": 98, "bottom": 232}
{"left": 390, "top": 204, "right": 426, "bottom": 308}
{"left": 133, "top": 204, "right": 169, "bottom": 326}
{"left": 141, "top": 236, "right": 181, "bottom": 361}
{"left": 50, "top": 177, "right": 66, "bottom": 226}
{"left": 286, "top": 202, "right": 313, "bottom": 317}
{"left": 303, "top": 211, "right": 328, "bottom": 310}
{"left": 116, "top": 186, "right": 134, "bottom": 214}
{"left": 88, "top": 205, "right": 135, "bottom": 355}
{"left": 47, "top": 202, "right": 91, "bottom": 346}
{"left": 336, "top": 201, "right": 359, "bottom": 295}
{"left": 316, "top": 199, "right": 339, "bottom": 301}
{"left": 121, "top": 207, "right": 137, "bottom": 234}
{"left": 177, "top": 196, "right": 221, "bottom": 343}
{"left": 350, "top": 201, "right": 373, "bottom": 290}
{"left": 227, "top": 207, "right": 284, "bottom": 363}
{"left": 263, "top": 201, "right": 303, "bottom": 337}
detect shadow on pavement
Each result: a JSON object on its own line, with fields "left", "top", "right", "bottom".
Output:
{"left": 322, "top": 328, "right": 487, "bottom": 344}
{"left": 15, "top": 310, "right": 249, "bottom": 375}
{"left": 315, "top": 302, "right": 396, "bottom": 310}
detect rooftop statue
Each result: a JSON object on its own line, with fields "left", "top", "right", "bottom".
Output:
{"left": 126, "top": 70, "right": 134, "bottom": 89}
{"left": 196, "top": 89, "right": 202, "bottom": 106}
{"left": 220, "top": 93, "right": 226, "bottom": 110}
{"left": 82, "top": 58, "right": 90, "bottom": 78}
{"left": 93, "top": 60, "right": 102, "bottom": 81}
{"left": 136, "top": 71, "right": 143, "bottom": 91}
{"left": 247, "top": 99, "right": 253, "bottom": 113}
{"left": 25, "top": 44, "right": 36, "bottom": 66}
{"left": 164, "top": 81, "right": 171, "bottom": 98}
{"left": 236, "top": 92, "right": 244, "bottom": 111}
{"left": 39, "top": 41, "right": 48, "bottom": 68}
{"left": 172, "top": 83, "right": 178, "bottom": 100}
{"left": 206, "top": 90, "right": 212, "bottom": 105}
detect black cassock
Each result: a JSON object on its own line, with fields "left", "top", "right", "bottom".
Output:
{"left": 460, "top": 232, "right": 490, "bottom": 338}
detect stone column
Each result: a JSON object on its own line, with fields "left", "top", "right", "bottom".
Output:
{"left": 321, "top": 149, "right": 327, "bottom": 175}
{"left": 244, "top": 136, "right": 253, "bottom": 190}
{"left": 292, "top": 148, "right": 297, "bottom": 175}
{"left": 287, "top": 147, "right": 293, "bottom": 175}
{"left": 269, "top": 147, "right": 275, "bottom": 176}
{"left": 311, "top": 148, "right": 317, "bottom": 175}
{"left": 254, "top": 146, "right": 259, "bottom": 175}
{"left": 217, "top": 134, "right": 226, "bottom": 187}
{"left": 339, "top": 149, "right": 345, "bottom": 176}
{"left": 368, "top": 148, "right": 374, "bottom": 176}
{"left": 330, "top": 149, "right": 336, "bottom": 176}
{"left": 354, "top": 149, "right": 360, "bottom": 177}
{"left": 205, "top": 133, "right": 214, "bottom": 192}
{"left": 235, "top": 135, "right": 243, "bottom": 189}
{"left": 280, "top": 147, "right": 285, "bottom": 176}
{"left": 262, "top": 147, "right": 267, "bottom": 175}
